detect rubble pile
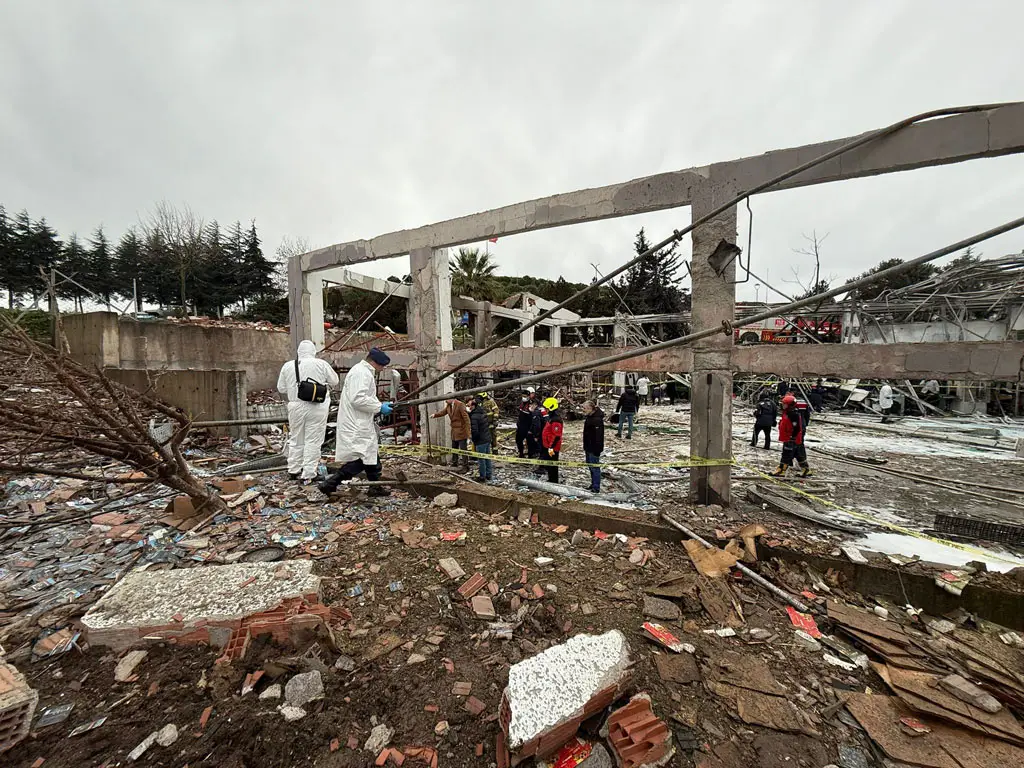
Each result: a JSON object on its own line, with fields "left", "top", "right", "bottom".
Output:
{"left": 1, "top": 411, "right": 1024, "bottom": 765}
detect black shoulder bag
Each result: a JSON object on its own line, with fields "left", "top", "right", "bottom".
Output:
{"left": 295, "top": 359, "right": 327, "bottom": 403}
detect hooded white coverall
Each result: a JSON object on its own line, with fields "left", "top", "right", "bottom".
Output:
{"left": 277, "top": 340, "right": 339, "bottom": 479}
{"left": 334, "top": 359, "right": 382, "bottom": 464}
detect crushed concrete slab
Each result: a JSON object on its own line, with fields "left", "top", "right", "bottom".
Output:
{"left": 365, "top": 723, "right": 394, "bottom": 753}
{"left": 501, "top": 630, "right": 632, "bottom": 760}
{"left": 114, "top": 650, "right": 148, "bottom": 682}
{"left": 82, "top": 561, "right": 320, "bottom": 650}
{"left": 155, "top": 723, "right": 178, "bottom": 747}
{"left": 259, "top": 684, "right": 282, "bottom": 700}
{"left": 279, "top": 705, "right": 306, "bottom": 721}
{"left": 128, "top": 731, "right": 158, "bottom": 761}
{"left": 432, "top": 493, "right": 459, "bottom": 508}
{"left": 643, "top": 596, "right": 681, "bottom": 621}
{"left": 285, "top": 671, "right": 324, "bottom": 708}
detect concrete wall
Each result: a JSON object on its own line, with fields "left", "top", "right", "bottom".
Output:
{"left": 859, "top": 319, "right": 1009, "bottom": 344}
{"left": 105, "top": 368, "right": 247, "bottom": 437}
{"left": 63, "top": 312, "right": 292, "bottom": 391}
{"left": 436, "top": 340, "right": 1024, "bottom": 381}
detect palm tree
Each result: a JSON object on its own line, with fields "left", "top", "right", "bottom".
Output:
{"left": 450, "top": 247, "right": 498, "bottom": 300}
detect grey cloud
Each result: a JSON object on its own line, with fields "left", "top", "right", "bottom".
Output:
{"left": 2, "top": 1, "right": 1022, "bottom": 302}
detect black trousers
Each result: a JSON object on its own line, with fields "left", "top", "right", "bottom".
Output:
{"left": 751, "top": 425, "right": 771, "bottom": 449}
{"left": 780, "top": 442, "right": 807, "bottom": 467}
{"left": 516, "top": 427, "right": 529, "bottom": 458}
{"left": 545, "top": 451, "right": 560, "bottom": 483}
{"left": 321, "top": 458, "right": 382, "bottom": 491}
{"left": 451, "top": 439, "right": 469, "bottom": 468}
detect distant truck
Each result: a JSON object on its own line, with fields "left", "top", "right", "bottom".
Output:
{"left": 733, "top": 316, "right": 841, "bottom": 344}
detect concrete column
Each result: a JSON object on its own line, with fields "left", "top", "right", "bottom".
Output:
{"left": 473, "top": 303, "right": 493, "bottom": 348}
{"left": 549, "top": 325, "right": 562, "bottom": 348}
{"left": 520, "top": 323, "right": 535, "bottom": 347}
{"left": 408, "top": 247, "right": 454, "bottom": 449}
{"left": 306, "top": 274, "right": 325, "bottom": 349}
{"left": 287, "top": 255, "right": 310, "bottom": 354}
{"left": 689, "top": 181, "right": 738, "bottom": 506}
{"left": 613, "top": 320, "right": 627, "bottom": 347}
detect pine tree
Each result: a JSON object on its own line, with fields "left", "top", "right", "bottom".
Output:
{"left": 25, "top": 217, "right": 63, "bottom": 306}
{"left": 58, "top": 234, "right": 91, "bottom": 312}
{"left": 194, "top": 221, "right": 239, "bottom": 316}
{"left": 0, "top": 205, "right": 18, "bottom": 308}
{"left": 87, "top": 226, "right": 115, "bottom": 308}
{"left": 240, "top": 221, "right": 277, "bottom": 304}
{"left": 114, "top": 228, "right": 146, "bottom": 310}
{"left": 139, "top": 228, "right": 178, "bottom": 308}
{"left": 7, "top": 210, "right": 37, "bottom": 306}
{"left": 618, "top": 228, "right": 688, "bottom": 316}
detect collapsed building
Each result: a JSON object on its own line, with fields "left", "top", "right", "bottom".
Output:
{"left": 2, "top": 103, "right": 1024, "bottom": 767}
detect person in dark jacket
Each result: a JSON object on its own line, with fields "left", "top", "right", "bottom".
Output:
{"left": 776, "top": 380, "right": 790, "bottom": 399}
{"left": 751, "top": 396, "right": 777, "bottom": 449}
{"left": 468, "top": 397, "right": 492, "bottom": 481}
{"left": 616, "top": 386, "right": 640, "bottom": 439}
{"left": 665, "top": 380, "right": 678, "bottom": 406}
{"left": 515, "top": 395, "right": 533, "bottom": 458}
{"left": 808, "top": 379, "right": 826, "bottom": 412}
{"left": 582, "top": 400, "right": 605, "bottom": 492}
{"left": 541, "top": 397, "right": 564, "bottom": 483}
{"left": 771, "top": 394, "right": 811, "bottom": 477}
{"left": 529, "top": 405, "right": 546, "bottom": 475}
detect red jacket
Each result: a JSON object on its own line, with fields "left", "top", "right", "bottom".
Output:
{"left": 542, "top": 418, "right": 563, "bottom": 452}
{"left": 778, "top": 408, "right": 804, "bottom": 445}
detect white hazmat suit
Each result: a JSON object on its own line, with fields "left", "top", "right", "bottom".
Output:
{"left": 334, "top": 359, "right": 382, "bottom": 464}
{"left": 277, "top": 340, "right": 339, "bottom": 480}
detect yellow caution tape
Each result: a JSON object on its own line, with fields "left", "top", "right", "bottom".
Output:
{"left": 380, "top": 442, "right": 733, "bottom": 469}
{"left": 735, "top": 460, "right": 1022, "bottom": 566}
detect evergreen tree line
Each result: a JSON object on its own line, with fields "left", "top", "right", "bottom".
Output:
{"left": 0, "top": 203, "right": 280, "bottom": 316}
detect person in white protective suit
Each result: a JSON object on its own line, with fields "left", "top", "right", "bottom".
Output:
{"left": 276, "top": 340, "right": 340, "bottom": 482}
{"left": 318, "top": 347, "right": 394, "bottom": 497}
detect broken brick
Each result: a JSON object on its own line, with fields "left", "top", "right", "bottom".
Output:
{"left": 531, "top": 584, "right": 545, "bottom": 599}
{"left": 390, "top": 748, "right": 406, "bottom": 765}
{"left": 376, "top": 748, "right": 390, "bottom": 766}
{"left": 347, "top": 735, "right": 360, "bottom": 750}
{"left": 465, "top": 696, "right": 486, "bottom": 716}
{"left": 457, "top": 573, "right": 487, "bottom": 599}
{"left": 606, "top": 694, "right": 674, "bottom": 768}
{"left": 330, "top": 738, "right": 340, "bottom": 752}
{"left": 452, "top": 681, "right": 472, "bottom": 696}
{"left": 471, "top": 595, "right": 496, "bottom": 619}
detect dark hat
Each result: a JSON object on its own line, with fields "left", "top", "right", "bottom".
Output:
{"left": 368, "top": 348, "right": 391, "bottom": 366}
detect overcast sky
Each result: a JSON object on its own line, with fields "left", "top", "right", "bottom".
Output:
{"left": 3, "top": 1, "right": 1023, "bottom": 305}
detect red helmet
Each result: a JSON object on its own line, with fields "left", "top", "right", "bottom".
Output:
{"left": 782, "top": 394, "right": 796, "bottom": 407}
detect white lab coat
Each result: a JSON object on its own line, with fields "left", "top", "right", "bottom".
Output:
{"left": 636, "top": 377, "right": 650, "bottom": 396}
{"left": 879, "top": 384, "right": 894, "bottom": 410}
{"left": 277, "top": 340, "right": 339, "bottom": 479}
{"left": 335, "top": 359, "right": 382, "bottom": 464}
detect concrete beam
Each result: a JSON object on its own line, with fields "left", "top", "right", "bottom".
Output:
{"left": 436, "top": 341, "right": 1024, "bottom": 380}
{"left": 733, "top": 341, "right": 1024, "bottom": 381}
{"left": 315, "top": 266, "right": 554, "bottom": 324}
{"left": 298, "top": 103, "right": 1024, "bottom": 267}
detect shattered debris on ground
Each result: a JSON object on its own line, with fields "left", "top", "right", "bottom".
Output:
{"left": 2, "top": 403, "right": 1024, "bottom": 766}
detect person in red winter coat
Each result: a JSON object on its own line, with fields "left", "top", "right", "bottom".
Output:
{"left": 770, "top": 394, "right": 812, "bottom": 477}
{"left": 540, "top": 397, "right": 564, "bottom": 483}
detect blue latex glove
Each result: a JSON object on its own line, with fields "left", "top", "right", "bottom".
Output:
{"left": 380, "top": 401, "right": 394, "bottom": 417}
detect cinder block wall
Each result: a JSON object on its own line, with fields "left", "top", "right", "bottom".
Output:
{"left": 105, "top": 368, "right": 247, "bottom": 437}
{"left": 63, "top": 312, "right": 291, "bottom": 391}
